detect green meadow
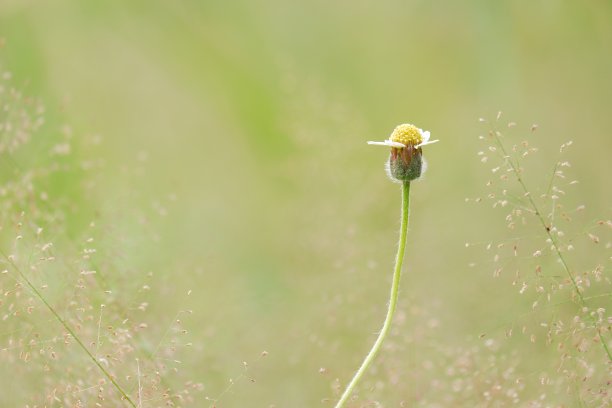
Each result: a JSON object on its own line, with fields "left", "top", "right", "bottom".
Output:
{"left": 1, "top": 1, "right": 610, "bottom": 406}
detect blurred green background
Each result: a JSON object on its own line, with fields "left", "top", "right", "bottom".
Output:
{"left": 1, "top": 0, "right": 611, "bottom": 406}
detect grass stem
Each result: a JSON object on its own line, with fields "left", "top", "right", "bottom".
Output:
{"left": 0, "top": 248, "right": 137, "bottom": 407}
{"left": 490, "top": 131, "right": 612, "bottom": 361}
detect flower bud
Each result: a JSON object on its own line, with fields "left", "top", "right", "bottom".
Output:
{"left": 368, "top": 124, "right": 438, "bottom": 182}
{"left": 388, "top": 143, "right": 423, "bottom": 182}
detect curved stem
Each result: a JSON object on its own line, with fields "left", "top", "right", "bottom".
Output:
{"left": 335, "top": 181, "right": 411, "bottom": 408}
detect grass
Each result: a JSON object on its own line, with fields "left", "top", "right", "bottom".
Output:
{"left": 1, "top": 1, "right": 611, "bottom": 406}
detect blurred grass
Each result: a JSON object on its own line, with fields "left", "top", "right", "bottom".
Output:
{"left": 1, "top": 0, "right": 611, "bottom": 405}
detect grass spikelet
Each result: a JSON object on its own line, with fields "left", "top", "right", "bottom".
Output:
{"left": 469, "top": 113, "right": 612, "bottom": 406}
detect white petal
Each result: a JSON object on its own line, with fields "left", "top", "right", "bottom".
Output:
{"left": 368, "top": 140, "right": 405, "bottom": 148}
{"left": 416, "top": 139, "right": 439, "bottom": 148}
{"left": 421, "top": 130, "right": 431, "bottom": 143}
{"left": 386, "top": 140, "right": 406, "bottom": 148}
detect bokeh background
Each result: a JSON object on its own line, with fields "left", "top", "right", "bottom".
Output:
{"left": 1, "top": 0, "right": 611, "bottom": 406}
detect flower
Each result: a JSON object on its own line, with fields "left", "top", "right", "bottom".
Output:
{"left": 368, "top": 124, "right": 439, "bottom": 182}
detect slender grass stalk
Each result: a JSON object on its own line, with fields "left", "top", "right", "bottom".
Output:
{"left": 335, "top": 181, "right": 411, "bottom": 408}
{"left": 0, "top": 248, "right": 137, "bottom": 407}
{"left": 490, "top": 131, "right": 612, "bottom": 361}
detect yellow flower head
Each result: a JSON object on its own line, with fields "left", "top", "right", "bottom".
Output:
{"left": 390, "top": 124, "right": 423, "bottom": 147}
{"left": 368, "top": 124, "right": 437, "bottom": 149}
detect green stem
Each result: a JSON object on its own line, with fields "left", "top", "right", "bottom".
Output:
{"left": 335, "top": 181, "right": 411, "bottom": 408}
{"left": 0, "top": 249, "right": 137, "bottom": 407}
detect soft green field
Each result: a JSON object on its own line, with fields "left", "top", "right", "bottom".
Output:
{"left": 1, "top": 1, "right": 611, "bottom": 406}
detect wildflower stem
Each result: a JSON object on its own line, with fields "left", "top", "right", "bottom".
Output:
{"left": 334, "top": 181, "right": 411, "bottom": 407}
{"left": 0, "top": 249, "right": 137, "bottom": 407}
